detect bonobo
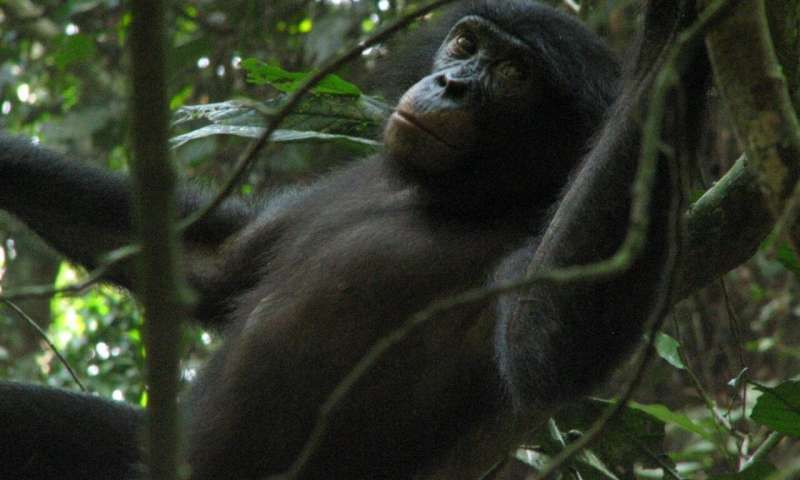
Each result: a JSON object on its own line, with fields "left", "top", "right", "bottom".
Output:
{"left": 0, "top": 0, "right": 708, "bottom": 479}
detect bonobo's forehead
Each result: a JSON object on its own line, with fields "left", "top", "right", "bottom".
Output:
{"left": 443, "top": 15, "right": 534, "bottom": 56}
{"left": 453, "top": 0, "right": 601, "bottom": 54}
{"left": 460, "top": 0, "right": 569, "bottom": 40}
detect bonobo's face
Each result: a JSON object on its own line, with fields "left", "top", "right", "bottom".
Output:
{"left": 384, "top": 15, "right": 542, "bottom": 177}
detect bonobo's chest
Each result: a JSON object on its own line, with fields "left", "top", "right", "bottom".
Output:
{"left": 266, "top": 185, "right": 527, "bottom": 307}
{"left": 233, "top": 163, "right": 531, "bottom": 344}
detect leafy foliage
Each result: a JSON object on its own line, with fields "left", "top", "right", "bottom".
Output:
{"left": 520, "top": 399, "right": 668, "bottom": 479}
{"left": 653, "top": 332, "right": 687, "bottom": 370}
{"left": 171, "top": 93, "right": 391, "bottom": 153}
{"left": 751, "top": 382, "right": 800, "bottom": 438}
{"left": 241, "top": 59, "right": 362, "bottom": 96}
{"left": 629, "top": 401, "right": 715, "bottom": 441}
{"left": 49, "top": 263, "right": 146, "bottom": 403}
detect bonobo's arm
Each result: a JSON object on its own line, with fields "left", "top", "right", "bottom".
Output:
{"left": 0, "top": 382, "right": 142, "bottom": 480}
{"left": 496, "top": 0, "right": 709, "bottom": 407}
{"left": 0, "top": 134, "right": 255, "bottom": 324}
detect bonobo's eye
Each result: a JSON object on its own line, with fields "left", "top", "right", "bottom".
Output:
{"left": 449, "top": 32, "right": 477, "bottom": 57}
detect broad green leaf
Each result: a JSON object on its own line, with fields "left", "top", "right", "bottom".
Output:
{"left": 172, "top": 95, "right": 390, "bottom": 153}
{"left": 241, "top": 59, "right": 361, "bottom": 96}
{"left": 174, "top": 96, "right": 390, "bottom": 137}
{"left": 170, "top": 125, "right": 381, "bottom": 154}
{"left": 629, "top": 401, "right": 714, "bottom": 441}
{"left": 654, "top": 332, "right": 686, "bottom": 370}
{"left": 751, "top": 381, "right": 800, "bottom": 438}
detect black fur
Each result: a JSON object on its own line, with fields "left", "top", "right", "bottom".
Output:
{"left": 0, "top": 1, "right": 706, "bottom": 478}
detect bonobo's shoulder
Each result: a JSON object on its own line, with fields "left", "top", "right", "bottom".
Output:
{"left": 0, "top": 133, "right": 53, "bottom": 167}
{"left": 255, "top": 156, "right": 387, "bottom": 213}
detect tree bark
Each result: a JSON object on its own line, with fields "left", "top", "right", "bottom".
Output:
{"left": 677, "top": 0, "right": 800, "bottom": 298}
{"left": 129, "top": 1, "right": 184, "bottom": 480}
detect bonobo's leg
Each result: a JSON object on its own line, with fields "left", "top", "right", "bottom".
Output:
{"left": 0, "top": 382, "right": 143, "bottom": 480}
{"left": 496, "top": 0, "right": 713, "bottom": 408}
{"left": 0, "top": 134, "right": 258, "bottom": 325}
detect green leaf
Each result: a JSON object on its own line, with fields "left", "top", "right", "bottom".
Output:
{"left": 171, "top": 95, "right": 391, "bottom": 153}
{"left": 751, "top": 381, "right": 800, "bottom": 438}
{"left": 513, "top": 448, "right": 548, "bottom": 471}
{"left": 170, "top": 125, "right": 381, "bottom": 154}
{"left": 514, "top": 445, "right": 622, "bottom": 480}
{"left": 654, "top": 332, "right": 686, "bottom": 370}
{"left": 629, "top": 401, "right": 714, "bottom": 441}
{"left": 241, "top": 59, "right": 361, "bottom": 96}
{"left": 174, "top": 95, "right": 390, "bottom": 136}
{"left": 54, "top": 34, "right": 97, "bottom": 69}
{"left": 577, "top": 449, "right": 621, "bottom": 480}
{"left": 533, "top": 398, "right": 669, "bottom": 475}
{"left": 775, "top": 241, "right": 800, "bottom": 276}
{"left": 707, "top": 461, "right": 777, "bottom": 479}
{"left": 169, "top": 85, "right": 194, "bottom": 110}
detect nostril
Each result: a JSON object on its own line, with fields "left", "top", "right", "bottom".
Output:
{"left": 434, "top": 72, "right": 469, "bottom": 97}
{"left": 445, "top": 77, "right": 468, "bottom": 96}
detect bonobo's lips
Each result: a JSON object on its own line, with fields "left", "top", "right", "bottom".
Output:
{"left": 390, "top": 110, "right": 459, "bottom": 150}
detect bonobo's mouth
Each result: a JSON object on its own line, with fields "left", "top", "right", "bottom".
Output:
{"left": 391, "top": 110, "right": 460, "bottom": 150}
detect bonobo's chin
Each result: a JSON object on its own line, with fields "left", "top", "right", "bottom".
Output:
{"left": 383, "top": 110, "right": 475, "bottom": 176}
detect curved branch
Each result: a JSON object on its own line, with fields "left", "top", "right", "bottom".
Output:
{"left": 679, "top": 0, "right": 800, "bottom": 297}
{"left": 679, "top": 155, "right": 771, "bottom": 298}
{"left": 704, "top": 0, "right": 800, "bottom": 215}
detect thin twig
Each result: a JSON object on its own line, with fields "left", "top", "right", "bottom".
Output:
{"left": 0, "top": 263, "right": 109, "bottom": 301}
{"left": 719, "top": 275, "right": 750, "bottom": 467}
{"left": 741, "top": 431, "right": 784, "bottom": 472}
{"left": 627, "top": 431, "right": 683, "bottom": 480}
{"left": 671, "top": 314, "right": 737, "bottom": 461}
{"left": 1, "top": 299, "right": 86, "bottom": 392}
{"left": 477, "top": 459, "right": 506, "bottom": 480}
{"left": 0, "top": 245, "right": 138, "bottom": 301}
